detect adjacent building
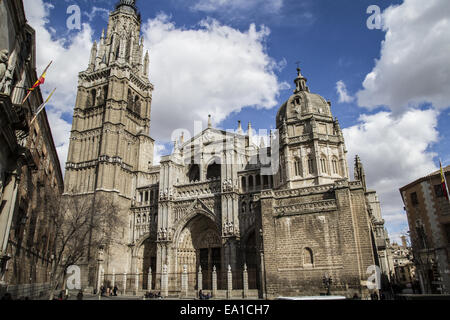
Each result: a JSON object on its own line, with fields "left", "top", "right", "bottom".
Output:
{"left": 390, "top": 238, "right": 417, "bottom": 290}
{"left": 400, "top": 166, "right": 450, "bottom": 294}
{"left": 0, "top": 0, "right": 64, "bottom": 299}
{"left": 64, "top": 0, "right": 391, "bottom": 299}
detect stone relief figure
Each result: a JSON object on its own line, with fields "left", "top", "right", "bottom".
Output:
{"left": 97, "top": 87, "right": 104, "bottom": 105}
{"left": 0, "top": 169, "right": 4, "bottom": 199}
{"left": 0, "top": 49, "right": 12, "bottom": 94}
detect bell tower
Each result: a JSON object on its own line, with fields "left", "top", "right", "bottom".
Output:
{"left": 275, "top": 67, "right": 349, "bottom": 189}
{"left": 64, "top": 0, "right": 154, "bottom": 198}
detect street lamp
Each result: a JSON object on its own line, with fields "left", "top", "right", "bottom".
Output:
{"left": 323, "top": 274, "right": 333, "bottom": 296}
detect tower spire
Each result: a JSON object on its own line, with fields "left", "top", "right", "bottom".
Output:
{"left": 294, "top": 65, "right": 309, "bottom": 93}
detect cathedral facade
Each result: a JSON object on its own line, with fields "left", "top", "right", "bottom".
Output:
{"left": 64, "top": 0, "right": 389, "bottom": 298}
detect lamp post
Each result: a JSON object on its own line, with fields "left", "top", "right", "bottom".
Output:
{"left": 323, "top": 274, "right": 333, "bottom": 296}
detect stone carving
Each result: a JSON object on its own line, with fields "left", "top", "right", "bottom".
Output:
{"left": 222, "top": 178, "right": 233, "bottom": 192}
{"left": 0, "top": 50, "right": 8, "bottom": 85}
{"left": 223, "top": 221, "right": 235, "bottom": 236}
{"left": 157, "top": 227, "right": 173, "bottom": 241}
{"left": 0, "top": 169, "right": 4, "bottom": 199}
{"left": 0, "top": 49, "right": 13, "bottom": 94}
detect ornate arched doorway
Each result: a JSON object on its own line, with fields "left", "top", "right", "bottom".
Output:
{"left": 142, "top": 238, "right": 157, "bottom": 290}
{"left": 176, "top": 213, "right": 222, "bottom": 291}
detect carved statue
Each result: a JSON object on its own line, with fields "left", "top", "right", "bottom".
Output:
{"left": 0, "top": 169, "right": 4, "bottom": 198}
{"left": 0, "top": 49, "right": 12, "bottom": 94}
{"left": 0, "top": 50, "right": 8, "bottom": 83}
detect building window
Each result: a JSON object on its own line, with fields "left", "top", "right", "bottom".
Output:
{"left": 320, "top": 157, "right": 328, "bottom": 174}
{"left": 241, "top": 177, "right": 246, "bottom": 192}
{"left": 304, "top": 247, "right": 314, "bottom": 266}
{"left": 206, "top": 160, "right": 221, "bottom": 180}
{"left": 188, "top": 164, "right": 200, "bottom": 182}
{"left": 411, "top": 192, "right": 419, "bottom": 206}
{"left": 294, "top": 158, "right": 302, "bottom": 177}
{"left": 308, "top": 158, "right": 315, "bottom": 175}
{"left": 434, "top": 185, "right": 445, "bottom": 198}
{"left": 248, "top": 176, "right": 254, "bottom": 190}
{"left": 332, "top": 158, "right": 339, "bottom": 175}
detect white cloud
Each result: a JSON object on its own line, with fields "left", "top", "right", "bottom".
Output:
{"left": 336, "top": 80, "right": 354, "bottom": 103}
{"left": 46, "top": 112, "right": 72, "bottom": 171}
{"left": 84, "top": 6, "right": 110, "bottom": 22}
{"left": 142, "top": 14, "right": 286, "bottom": 141}
{"left": 343, "top": 109, "right": 439, "bottom": 232}
{"left": 357, "top": 0, "right": 450, "bottom": 113}
{"left": 192, "top": 0, "right": 283, "bottom": 14}
{"left": 23, "top": 0, "right": 95, "bottom": 174}
{"left": 153, "top": 143, "right": 169, "bottom": 165}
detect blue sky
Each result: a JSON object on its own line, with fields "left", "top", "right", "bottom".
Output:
{"left": 23, "top": 0, "right": 450, "bottom": 243}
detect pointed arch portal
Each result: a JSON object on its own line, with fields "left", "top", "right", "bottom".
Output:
{"left": 176, "top": 213, "right": 222, "bottom": 290}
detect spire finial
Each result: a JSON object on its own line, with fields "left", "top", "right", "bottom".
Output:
{"left": 237, "top": 120, "right": 243, "bottom": 134}
{"left": 208, "top": 115, "right": 212, "bottom": 128}
{"left": 294, "top": 62, "right": 308, "bottom": 93}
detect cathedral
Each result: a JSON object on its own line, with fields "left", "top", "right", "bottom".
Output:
{"left": 64, "top": 0, "right": 390, "bottom": 298}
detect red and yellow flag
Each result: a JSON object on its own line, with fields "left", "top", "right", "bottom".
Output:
{"left": 21, "top": 60, "right": 52, "bottom": 105}
{"left": 440, "top": 160, "right": 449, "bottom": 201}
{"left": 28, "top": 72, "right": 46, "bottom": 92}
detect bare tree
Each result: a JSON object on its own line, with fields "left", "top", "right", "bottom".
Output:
{"left": 44, "top": 189, "right": 123, "bottom": 300}
{"left": 405, "top": 229, "right": 435, "bottom": 294}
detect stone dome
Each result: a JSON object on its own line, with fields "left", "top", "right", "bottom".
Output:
{"left": 276, "top": 76, "right": 332, "bottom": 128}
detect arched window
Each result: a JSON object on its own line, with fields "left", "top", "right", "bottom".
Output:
{"left": 248, "top": 176, "right": 254, "bottom": 190}
{"left": 241, "top": 176, "right": 246, "bottom": 192}
{"left": 263, "top": 175, "right": 269, "bottom": 189}
{"left": 115, "top": 43, "right": 120, "bottom": 60}
{"left": 206, "top": 159, "right": 221, "bottom": 180}
{"left": 332, "top": 157, "right": 339, "bottom": 175}
{"left": 241, "top": 201, "right": 247, "bottom": 214}
{"left": 304, "top": 247, "right": 314, "bottom": 266}
{"left": 294, "top": 157, "right": 302, "bottom": 177}
{"left": 308, "top": 157, "right": 315, "bottom": 175}
{"left": 256, "top": 175, "right": 261, "bottom": 189}
{"left": 103, "top": 86, "right": 108, "bottom": 103}
{"left": 91, "top": 89, "right": 97, "bottom": 107}
{"left": 134, "top": 96, "right": 141, "bottom": 114}
{"left": 127, "top": 89, "right": 133, "bottom": 111}
{"left": 320, "top": 156, "right": 328, "bottom": 174}
{"left": 188, "top": 164, "right": 200, "bottom": 182}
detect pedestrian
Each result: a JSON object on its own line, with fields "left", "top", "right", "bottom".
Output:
{"left": 77, "top": 290, "right": 83, "bottom": 300}
{"left": 113, "top": 285, "right": 118, "bottom": 296}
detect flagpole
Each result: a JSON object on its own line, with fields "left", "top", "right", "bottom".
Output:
{"left": 29, "top": 88, "right": 56, "bottom": 125}
{"left": 21, "top": 60, "right": 53, "bottom": 105}
{"left": 440, "top": 159, "right": 450, "bottom": 203}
